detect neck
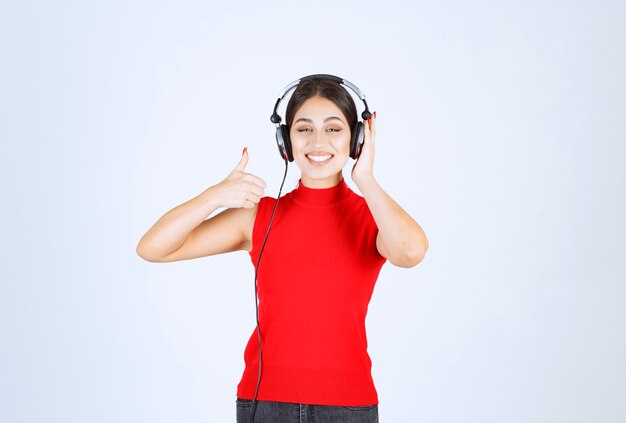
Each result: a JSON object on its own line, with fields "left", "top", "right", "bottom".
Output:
{"left": 292, "top": 177, "right": 351, "bottom": 207}
{"left": 299, "top": 172, "right": 344, "bottom": 189}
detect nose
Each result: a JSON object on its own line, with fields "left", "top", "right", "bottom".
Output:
{"left": 312, "top": 131, "right": 329, "bottom": 148}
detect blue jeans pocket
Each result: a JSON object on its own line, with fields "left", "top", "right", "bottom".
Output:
{"left": 236, "top": 397, "right": 253, "bottom": 408}
{"left": 314, "top": 404, "right": 379, "bottom": 423}
{"left": 341, "top": 404, "right": 378, "bottom": 411}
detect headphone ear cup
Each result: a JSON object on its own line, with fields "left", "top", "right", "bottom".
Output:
{"left": 350, "top": 121, "right": 365, "bottom": 160}
{"left": 276, "top": 125, "right": 294, "bottom": 161}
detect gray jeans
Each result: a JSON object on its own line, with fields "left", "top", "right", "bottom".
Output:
{"left": 236, "top": 398, "right": 379, "bottom": 423}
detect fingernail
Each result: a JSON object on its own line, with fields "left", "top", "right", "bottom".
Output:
{"left": 242, "top": 147, "right": 247, "bottom": 155}
{"left": 374, "top": 111, "right": 377, "bottom": 118}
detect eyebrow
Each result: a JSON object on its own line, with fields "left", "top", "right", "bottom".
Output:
{"left": 294, "top": 116, "right": 345, "bottom": 124}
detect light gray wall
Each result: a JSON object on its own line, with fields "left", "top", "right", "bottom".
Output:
{"left": 1, "top": 1, "right": 624, "bottom": 422}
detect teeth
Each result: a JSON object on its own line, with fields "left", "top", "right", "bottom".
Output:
{"left": 307, "top": 154, "right": 332, "bottom": 162}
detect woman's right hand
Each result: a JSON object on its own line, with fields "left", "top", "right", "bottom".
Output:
{"left": 208, "top": 148, "right": 267, "bottom": 209}
{"left": 136, "top": 148, "right": 265, "bottom": 262}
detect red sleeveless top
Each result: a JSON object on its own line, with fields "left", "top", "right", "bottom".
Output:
{"left": 236, "top": 178, "right": 386, "bottom": 406}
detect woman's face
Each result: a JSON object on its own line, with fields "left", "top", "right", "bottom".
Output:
{"left": 289, "top": 96, "right": 351, "bottom": 188}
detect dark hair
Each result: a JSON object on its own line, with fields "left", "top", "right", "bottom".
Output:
{"left": 285, "top": 78, "right": 357, "bottom": 130}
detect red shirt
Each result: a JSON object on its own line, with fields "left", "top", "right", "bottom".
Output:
{"left": 236, "top": 178, "right": 386, "bottom": 406}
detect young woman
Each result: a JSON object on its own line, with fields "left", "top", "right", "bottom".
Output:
{"left": 136, "top": 76, "right": 429, "bottom": 423}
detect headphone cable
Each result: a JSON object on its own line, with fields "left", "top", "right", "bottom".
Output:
{"left": 248, "top": 159, "right": 289, "bottom": 423}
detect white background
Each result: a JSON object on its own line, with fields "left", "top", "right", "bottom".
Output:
{"left": 1, "top": 1, "right": 625, "bottom": 422}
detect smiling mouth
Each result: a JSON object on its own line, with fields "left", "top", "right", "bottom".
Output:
{"left": 306, "top": 153, "right": 333, "bottom": 164}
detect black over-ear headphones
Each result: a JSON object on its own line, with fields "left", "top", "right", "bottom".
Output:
{"left": 270, "top": 74, "right": 372, "bottom": 162}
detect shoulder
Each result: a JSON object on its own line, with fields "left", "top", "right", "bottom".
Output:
{"left": 256, "top": 195, "right": 279, "bottom": 218}
{"left": 344, "top": 187, "right": 373, "bottom": 215}
{"left": 342, "top": 189, "right": 381, "bottom": 235}
{"left": 219, "top": 195, "right": 280, "bottom": 253}
{"left": 247, "top": 196, "right": 280, "bottom": 247}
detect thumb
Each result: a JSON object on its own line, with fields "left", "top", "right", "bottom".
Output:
{"left": 234, "top": 147, "right": 249, "bottom": 172}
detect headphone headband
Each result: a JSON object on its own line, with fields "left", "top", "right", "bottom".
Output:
{"left": 270, "top": 74, "right": 371, "bottom": 124}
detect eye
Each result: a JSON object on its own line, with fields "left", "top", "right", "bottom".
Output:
{"left": 326, "top": 128, "right": 342, "bottom": 132}
{"left": 297, "top": 128, "right": 313, "bottom": 132}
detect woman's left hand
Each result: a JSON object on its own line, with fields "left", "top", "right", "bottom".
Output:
{"left": 348, "top": 110, "right": 429, "bottom": 267}
{"left": 351, "top": 111, "right": 376, "bottom": 184}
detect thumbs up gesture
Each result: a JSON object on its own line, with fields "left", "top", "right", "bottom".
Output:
{"left": 212, "top": 148, "right": 267, "bottom": 209}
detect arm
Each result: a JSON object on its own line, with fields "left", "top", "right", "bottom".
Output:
{"left": 136, "top": 148, "right": 265, "bottom": 263}
{"left": 351, "top": 112, "right": 429, "bottom": 268}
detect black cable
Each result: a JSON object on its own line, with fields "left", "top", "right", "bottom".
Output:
{"left": 248, "top": 159, "right": 289, "bottom": 423}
